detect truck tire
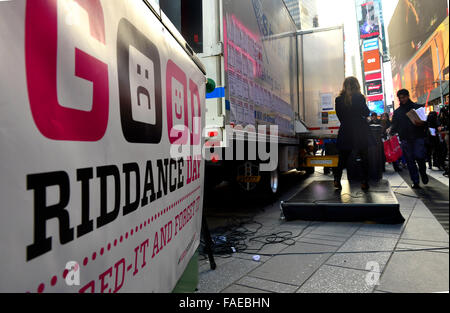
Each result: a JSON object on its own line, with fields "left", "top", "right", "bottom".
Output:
{"left": 305, "top": 166, "right": 315, "bottom": 175}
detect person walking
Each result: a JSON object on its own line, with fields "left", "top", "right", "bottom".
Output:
{"left": 426, "top": 111, "right": 444, "bottom": 170}
{"left": 389, "top": 89, "right": 429, "bottom": 189}
{"left": 438, "top": 104, "right": 449, "bottom": 176}
{"left": 334, "top": 77, "right": 372, "bottom": 191}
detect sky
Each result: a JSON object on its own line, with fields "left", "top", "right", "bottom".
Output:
{"left": 316, "top": 0, "right": 400, "bottom": 105}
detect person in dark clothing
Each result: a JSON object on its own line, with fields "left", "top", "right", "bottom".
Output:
{"left": 369, "top": 112, "right": 380, "bottom": 125}
{"left": 380, "top": 113, "right": 391, "bottom": 139}
{"left": 426, "top": 111, "right": 445, "bottom": 170}
{"left": 334, "top": 77, "right": 372, "bottom": 191}
{"left": 438, "top": 104, "right": 449, "bottom": 176}
{"left": 390, "top": 89, "right": 429, "bottom": 189}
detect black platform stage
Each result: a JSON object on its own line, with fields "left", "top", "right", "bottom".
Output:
{"left": 281, "top": 180, "right": 405, "bottom": 224}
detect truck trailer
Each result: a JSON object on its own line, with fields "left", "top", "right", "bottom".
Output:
{"left": 160, "top": 0, "right": 345, "bottom": 195}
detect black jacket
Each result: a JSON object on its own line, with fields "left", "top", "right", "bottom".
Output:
{"left": 391, "top": 100, "right": 427, "bottom": 140}
{"left": 336, "top": 93, "right": 372, "bottom": 151}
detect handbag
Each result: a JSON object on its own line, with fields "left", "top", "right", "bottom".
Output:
{"left": 383, "top": 135, "right": 403, "bottom": 163}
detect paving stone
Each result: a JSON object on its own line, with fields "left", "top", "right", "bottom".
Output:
{"left": 325, "top": 235, "right": 398, "bottom": 272}
{"left": 297, "top": 265, "right": 374, "bottom": 293}
{"left": 357, "top": 223, "right": 404, "bottom": 235}
{"left": 308, "top": 222, "right": 361, "bottom": 236}
{"left": 399, "top": 238, "right": 450, "bottom": 247}
{"left": 326, "top": 252, "right": 392, "bottom": 273}
{"left": 395, "top": 243, "right": 449, "bottom": 254}
{"left": 237, "top": 276, "right": 298, "bottom": 293}
{"left": 355, "top": 230, "right": 400, "bottom": 239}
{"left": 395, "top": 194, "right": 419, "bottom": 209}
{"left": 302, "top": 234, "right": 348, "bottom": 242}
{"left": 399, "top": 208, "right": 413, "bottom": 220}
{"left": 410, "top": 201, "right": 438, "bottom": 219}
{"left": 401, "top": 216, "right": 449, "bottom": 242}
{"left": 377, "top": 250, "right": 450, "bottom": 293}
{"left": 221, "top": 284, "right": 269, "bottom": 293}
{"left": 199, "top": 256, "right": 235, "bottom": 273}
{"left": 198, "top": 258, "right": 261, "bottom": 293}
{"left": 337, "top": 235, "right": 398, "bottom": 252}
{"left": 234, "top": 241, "right": 289, "bottom": 263}
{"left": 373, "top": 289, "right": 392, "bottom": 293}
{"left": 248, "top": 242, "right": 338, "bottom": 286}
{"left": 296, "top": 237, "right": 344, "bottom": 247}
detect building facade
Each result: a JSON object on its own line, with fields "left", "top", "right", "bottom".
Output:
{"left": 284, "top": 0, "right": 318, "bottom": 29}
{"left": 284, "top": 0, "right": 302, "bottom": 28}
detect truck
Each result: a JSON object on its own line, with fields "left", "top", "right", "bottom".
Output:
{"left": 0, "top": 0, "right": 205, "bottom": 292}
{"left": 159, "top": 0, "right": 345, "bottom": 195}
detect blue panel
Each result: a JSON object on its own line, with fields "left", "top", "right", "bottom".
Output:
{"left": 206, "top": 87, "right": 225, "bottom": 99}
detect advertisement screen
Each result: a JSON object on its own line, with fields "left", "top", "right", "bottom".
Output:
{"left": 368, "top": 100, "right": 385, "bottom": 115}
{"left": 362, "top": 38, "right": 379, "bottom": 52}
{"left": 366, "top": 80, "right": 383, "bottom": 96}
{"left": 388, "top": 0, "right": 448, "bottom": 75}
{"left": 359, "top": 2, "right": 380, "bottom": 39}
{"left": 363, "top": 49, "right": 381, "bottom": 73}
{"left": 396, "top": 17, "right": 449, "bottom": 102}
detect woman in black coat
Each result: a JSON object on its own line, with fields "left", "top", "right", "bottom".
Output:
{"left": 334, "top": 77, "right": 372, "bottom": 191}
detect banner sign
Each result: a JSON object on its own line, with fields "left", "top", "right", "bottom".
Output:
{"left": 359, "top": 2, "right": 380, "bottom": 39}
{"left": 363, "top": 49, "right": 381, "bottom": 73}
{"left": 0, "top": 0, "right": 205, "bottom": 293}
{"left": 365, "top": 71, "right": 382, "bottom": 82}
{"left": 362, "top": 38, "right": 379, "bottom": 52}
{"left": 366, "top": 80, "right": 383, "bottom": 96}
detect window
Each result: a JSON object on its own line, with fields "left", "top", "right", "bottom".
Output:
{"left": 160, "top": 0, "right": 203, "bottom": 53}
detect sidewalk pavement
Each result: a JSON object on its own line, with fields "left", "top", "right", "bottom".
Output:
{"left": 198, "top": 169, "right": 449, "bottom": 293}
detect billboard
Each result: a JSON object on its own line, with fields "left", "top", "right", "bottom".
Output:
{"left": 363, "top": 49, "right": 381, "bottom": 73}
{"left": 388, "top": 0, "right": 448, "bottom": 75}
{"left": 392, "top": 16, "right": 450, "bottom": 102}
{"left": 366, "top": 80, "right": 383, "bottom": 96}
{"left": 365, "top": 71, "right": 382, "bottom": 82}
{"left": 368, "top": 100, "right": 385, "bottom": 115}
{"left": 362, "top": 38, "right": 379, "bottom": 52}
{"left": 359, "top": 2, "right": 380, "bottom": 39}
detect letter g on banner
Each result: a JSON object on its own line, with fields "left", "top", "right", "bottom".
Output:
{"left": 25, "top": 0, "right": 109, "bottom": 141}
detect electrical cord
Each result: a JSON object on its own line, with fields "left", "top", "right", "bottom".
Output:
{"left": 199, "top": 216, "right": 315, "bottom": 259}
{"left": 199, "top": 214, "right": 449, "bottom": 261}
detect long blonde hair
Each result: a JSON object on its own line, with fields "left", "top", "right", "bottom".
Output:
{"left": 340, "top": 77, "right": 362, "bottom": 106}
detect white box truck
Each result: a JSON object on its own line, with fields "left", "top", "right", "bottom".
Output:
{"left": 161, "top": 0, "right": 345, "bottom": 196}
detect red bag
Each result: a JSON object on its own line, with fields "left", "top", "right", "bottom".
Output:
{"left": 384, "top": 136, "right": 403, "bottom": 163}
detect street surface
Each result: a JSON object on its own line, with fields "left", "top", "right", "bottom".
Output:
{"left": 199, "top": 168, "right": 449, "bottom": 293}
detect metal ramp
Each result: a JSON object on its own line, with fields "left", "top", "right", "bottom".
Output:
{"left": 281, "top": 180, "right": 405, "bottom": 224}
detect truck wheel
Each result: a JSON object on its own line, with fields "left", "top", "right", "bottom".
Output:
{"left": 305, "top": 166, "right": 315, "bottom": 175}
